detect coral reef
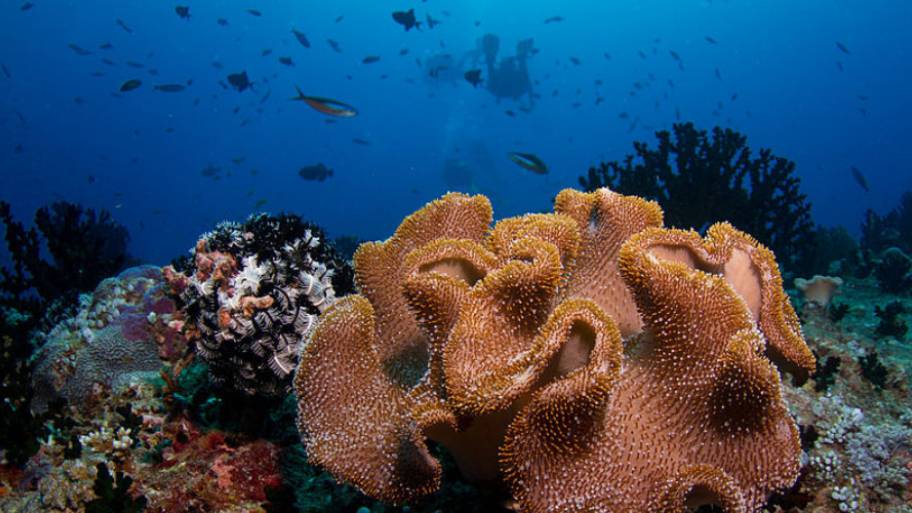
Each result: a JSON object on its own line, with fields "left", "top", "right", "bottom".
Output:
{"left": 578, "top": 122, "right": 814, "bottom": 272}
{"left": 795, "top": 274, "right": 843, "bottom": 309}
{"left": 874, "top": 247, "right": 912, "bottom": 295}
{"left": 862, "top": 191, "right": 912, "bottom": 255}
{"left": 163, "top": 213, "right": 354, "bottom": 397}
{"left": 30, "top": 265, "right": 183, "bottom": 413}
{"left": 0, "top": 201, "right": 133, "bottom": 317}
{"left": 294, "top": 188, "right": 815, "bottom": 512}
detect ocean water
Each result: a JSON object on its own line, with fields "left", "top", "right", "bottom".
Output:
{"left": 2, "top": 1, "right": 910, "bottom": 264}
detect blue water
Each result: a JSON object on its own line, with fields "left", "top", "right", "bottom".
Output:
{"left": 1, "top": 1, "right": 910, "bottom": 264}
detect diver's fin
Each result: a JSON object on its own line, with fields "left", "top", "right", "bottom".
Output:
{"left": 291, "top": 85, "right": 305, "bottom": 101}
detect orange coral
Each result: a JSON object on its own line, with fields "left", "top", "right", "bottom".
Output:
{"left": 294, "top": 188, "right": 812, "bottom": 512}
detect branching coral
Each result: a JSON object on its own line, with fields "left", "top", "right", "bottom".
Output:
{"left": 578, "top": 122, "right": 814, "bottom": 273}
{"left": 294, "top": 188, "right": 814, "bottom": 513}
{"left": 164, "top": 213, "right": 354, "bottom": 397}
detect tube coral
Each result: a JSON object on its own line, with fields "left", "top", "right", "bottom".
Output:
{"left": 294, "top": 188, "right": 814, "bottom": 513}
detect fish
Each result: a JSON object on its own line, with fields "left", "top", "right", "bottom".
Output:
{"left": 13, "top": 144, "right": 24, "bottom": 154}
{"left": 116, "top": 18, "right": 133, "bottom": 33}
{"left": 101, "top": 58, "right": 116, "bottom": 66}
{"left": 73, "top": 96, "right": 84, "bottom": 104}
{"left": 399, "top": 48, "right": 409, "bottom": 56}
{"left": 292, "top": 28, "right": 310, "bottom": 48}
{"left": 362, "top": 55, "right": 380, "bottom": 64}
{"left": 201, "top": 165, "right": 222, "bottom": 178}
{"left": 704, "top": 35, "right": 718, "bottom": 44}
{"left": 154, "top": 83, "right": 186, "bottom": 92}
{"left": 569, "top": 56, "right": 581, "bottom": 66}
{"left": 603, "top": 52, "right": 612, "bottom": 60}
{"left": 426, "top": 14, "right": 440, "bottom": 29}
{"left": 637, "top": 50, "right": 647, "bottom": 59}
{"left": 175, "top": 5, "right": 190, "bottom": 19}
{"left": 508, "top": 152, "right": 548, "bottom": 174}
{"left": 120, "top": 79, "right": 142, "bottom": 92}
{"left": 335, "top": 15, "right": 344, "bottom": 23}
{"left": 0, "top": 64, "right": 10, "bottom": 79}
{"left": 544, "top": 16, "right": 564, "bottom": 23}
{"left": 327, "top": 39, "right": 342, "bottom": 53}
{"left": 669, "top": 50, "right": 681, "bottom": 61}
{"left": 279, "top": 56, "right": 294, "bottom": 66}
{"left": 298, "top": 163, "right": 334, "bottom": 182}
{"left": 850, "top": 166, "right": 869, "bottom": 192}
{"left": 254, "top": 199, "right": 268, "bottom": 209}
{"left": 836, "top": 42, "right": 851, "bottom": 55}
{"left": 261, "top": 48, "right": 272, "bottom": 56}
{"left": 231, "top": 156, "right": 246, "bottom": 165}
{"left": 291, "top": 86, "right": 358, "bottom": 117}
{"left": 217, "top": 18, "right": 228, "bottom": 26}
{"left": 227, "top": 71, "right": 252, "bottom": 92}
{"left": 464, "top": 69, "right": 482, "bottom": 87}
{"left": 352, "top": 138, "right": 371, "bottom": 146}
{"left": 20, "top": 2, "right": 33, "bottom": 11}
{"left": 714, "top": 67, "right": 722, "bottom": 80}
{"left": 67, "top": 43, "right": 92, "bottom": 56}
{"left": 98, "top": 42, "right": 114, "bottom": 50}
{"left": 392, "top": 9, "right": 420, "bottom": 31}
{"left": 247, "top": 9, "right": 262, "bottom": 16}
{"left": 211, "top": 61, "right": 224, "bottom": 69}
{"left": 504, "top": 110, "right": 516, "bottom": 117}
{"left": 148, "top": 68, "right": 159, "bottom": 76}
{"left": 836, "top": 61, "right": 844, "bottom": 72}
{"left": 126, "top": 61, "right": 145, "bottom": 69}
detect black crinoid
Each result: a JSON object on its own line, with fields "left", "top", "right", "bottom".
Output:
{"left": 164, "top": 213, "right": 354, "bottom": 397}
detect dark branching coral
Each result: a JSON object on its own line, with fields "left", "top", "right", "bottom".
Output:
{"left": 163, "top": 213, "right": 354, "bottom": 397}
{"left": 813, "top": 354, "right": 841, "bottom": 392}
{"left": 861, "top": 191, "right": 912, "bottom": 254}
{"left": 827, "top": 302, "right": 850, "bottom": 323}
{"left": 874, "top": 247, "right": 912, "bottom": 295}
{"left": 579, "top": 122, "right": 814, "bottom": 272}
{"left": 85, "top": 463, "right": 148, "bottom": 513}
{"left": 875, "top": 300, "right": 908, "bottom": 339}
{"left": 858, "top": 352, "right": 889, "bottom": 390}
{"left": 0, "top": 201, "right": 133, "bottom": 315}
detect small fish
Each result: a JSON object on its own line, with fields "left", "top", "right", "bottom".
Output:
{"left": 200, "top": 164, "right": 222, "bottom": 178}
{"left": 327, "top": 39, "right": 342, "bottom": 52}
{"left": 91, "top": 71, "right": 105, "bottom": 77}
{"left": 362, "top": 55, "right": 380, "bottom": 64}
{"left": 0, "top": 64, "right": 10, "bottom": 79}
{"left": 67, "top": 43, "right": 92, "bottom": 56}
{"left": 508, "top": 152, "right": 548, "bottom": 174}
{"left": 426, "top": 14, "right": 440, "bottom": 29}
{"left": 20, "top": 2, "right": 33, "bottom": 11}
{"left": 850, "top": 166, "right": 869, "bottom": 192}
{"left": 637, "top": 50, "right": 647, "bottom": 59}
{"left": 352, "top": 138, "right": 371, "bottom": 146}
{"left": 262, "top": 48, "right": 273, "bottom": 56}
{"left": 279, "top": 56, "right": 294, "bottom": 66}
{"left": 73, "top": 96, "right": 84, "bottom": 104}
{"left": 247, "top": 9, "right": 262, "bottom": 16}
{"left": 399, "top": 48, "right": 409, "bottom": 56}
{"left": 669, "top": 50, "right": 681, "bottom": 61}
{"left": 464, "top": 69, "right": 482, "bottom": 87}
{"left": 211, "top": 61, "right": 224, "bottom": 69}
{"left": 603, "top": 52, "right": 611, "bottom": 60}
{"left": 126, "top": 61, "right": 145, "bottom": 69}
{"left": 618, "top": 112, "right": 629, "bottom": 119}
{"left": 392, "top": 9, "right": 420, "bottom": 31}
{"left": 217, "top": 18, "right": 228, "bottom": 26}
{"left": 714, "top": 67, "right": 722, "bottom": 80}
{"left": 254, "top": 198, "right": 268, "bottom": 208}
{"left": 120, "top": 79, "right": 142, "bottom": 92}
{"left": 836, "top": 61, "right": 844, "bottom": 72}
{"left": 857, "top": 94, "right": 869, "bottom": 101}
{"left": 335, "top": 15, "right": 344, "bottom": 23}
{"left": 175, "top": 5, "right": 190, "bottom": 19}
{"left": 116, "top": 18, "right": 133, "bottom": 33}
{"left": 227, "top": 71, "right": 252, "bottom": 92}
{"left": 504, "top": 110, "right": 516, "bottom": 117}
{"left": 298, "top": 163, "right": 334, "bottom": 182}
{"left": 148, "top": 68, "right": 159, "bottom": 76}
{"left": 835, "top": 41, "right": 851, "bottom": 55}
{"left": 704, "top": 35, "right": 718, "bottom": 45}
{"left": 87, "top": 175, "right": 96, "bottom": 183}
{"left": 231, "top": 156, "right": 246, "bottom": 165}
{"left": 544, "top": 16, "right": 564, "bottom": 23}
{"left": 569, "top": 56, "right": 581, "bottom": 66}
{"left": 292, "top": 28, "right": 310, "bottom": 48}
{"left": 99, "top": 42, "right": 114, "bottom": 50}
{"left": 13, "top": 144, "right": 24, "bottom": 154}
{"left": 291, "top": 86, "right": 358, "bottom": 117}
{"left": 101, "top": 58, "right": 116, "bottom": 66}
{"left": 154, "top": 83, "right": 186, "bottom": 92}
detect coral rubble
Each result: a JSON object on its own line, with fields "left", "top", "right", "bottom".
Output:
{"left": 163, "top": 213, "right": 354, "bottom": 397}
{"left": 294, "top": 188, "right": 814, "bottom": 512}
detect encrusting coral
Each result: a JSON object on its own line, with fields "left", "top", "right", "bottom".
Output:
{"left": 294, "top": 187, "right": 815, "bottom": 513}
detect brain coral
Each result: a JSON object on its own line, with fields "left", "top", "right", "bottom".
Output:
{"left": 294, "top": 188, "right": 815, "bottom": 513}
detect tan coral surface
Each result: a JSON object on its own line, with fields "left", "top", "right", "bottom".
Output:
{"left": 294, "top": 188, "right": 814, "bottom": 513}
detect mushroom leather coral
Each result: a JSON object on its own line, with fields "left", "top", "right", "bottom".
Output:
{"left": 294, "top": 188, "right": 815, "bottom": 513}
